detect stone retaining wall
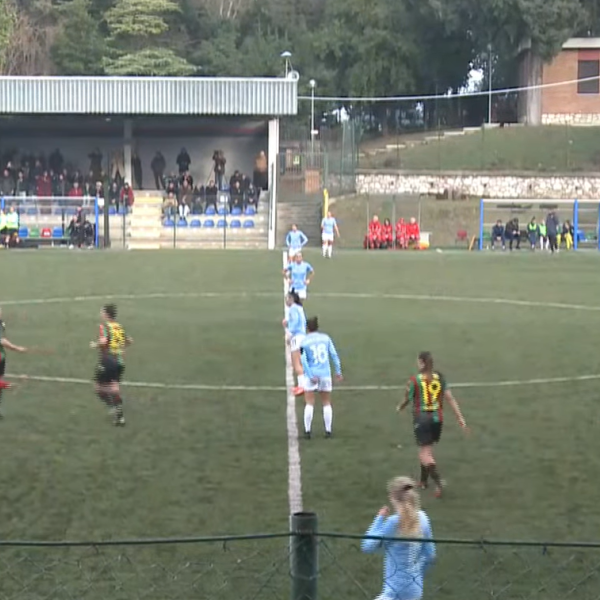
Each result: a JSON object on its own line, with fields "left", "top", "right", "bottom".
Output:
{"left": 356, "top": 171, "right": 600, "bottom": 199}
{"left": 542, "top": 113, "right": 600, "bottom": 125}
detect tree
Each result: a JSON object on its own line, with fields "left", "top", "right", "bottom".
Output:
{"left": 51, "top": 0, "right": 106, "bottom": 74}
{"left": 0, "top": 0, "right": 18, "bottom": 73}
{"left": 104, "top": 0, "right": 196, "bottom": 75}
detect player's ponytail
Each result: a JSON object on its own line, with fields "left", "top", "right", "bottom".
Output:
{"left": 388, "top": 476, "right": 422, "bottom": 538}
{"left": 288, "top": 289, "right": 303, "bottom": 306}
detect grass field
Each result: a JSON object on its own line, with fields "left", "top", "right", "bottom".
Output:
{"left": 358, "top": 126, "right": 600, "bottom": 171}
{"left": 2, "top": 249, "right": 600, "bottom": 598}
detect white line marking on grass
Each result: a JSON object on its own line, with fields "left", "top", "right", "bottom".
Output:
{"left": 3, "top": 291, "right": 600, "bottom": 314}
{"left": 282, "top": 252, "right": 303, "bottom": 515}
{"left": 7, "top": 372, "right": 600, "bottom": 392}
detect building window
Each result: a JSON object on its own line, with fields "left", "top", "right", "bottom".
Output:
{"left": 578, "top": 60, "right": 600, "bottom": 94}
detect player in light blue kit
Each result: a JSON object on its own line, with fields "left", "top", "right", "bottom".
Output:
{"left": 286, "top": 224, "right": 308, "bottom": 262}
{"left": 321, "top": 210, "right": 340, "bottom": 258}
{"left": 282, "top": 290, "right": 307, "bottom": 396}
{"left": 361, "top": 476, "right": 436, "bottom": 600}
{"left": 300, "top": 316, "right": 342, "bottom": 438}
{"left": 284, "top": 252, "right": 314, "bottom": 300}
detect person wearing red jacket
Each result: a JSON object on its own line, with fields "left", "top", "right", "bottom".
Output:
{"left": 364, "top": 215, "right": 382, "bottom": 249}
{"left": 396, "top": 218, "right": 407, "bottom": 249}
{"left": 407, "top": 217, "right": 420, "bottom": 248}
{"left": 120, "top": 182, "right": 135, "bottom": 209}
{"left": 68, "top": 181, "right": 84, "bottom": 197}
{"left": 381, "top": 218, "right": 394, "bottom": 249}
{"left": 35, "top": 171, "right": 52, "bottom": 198}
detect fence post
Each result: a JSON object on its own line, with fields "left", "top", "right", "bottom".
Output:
{"left": 291, "top": 512, "right": 318, "bottom": 600}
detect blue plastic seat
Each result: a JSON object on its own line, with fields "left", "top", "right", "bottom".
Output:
{"left": 204, "top": 219, "right": 215, "bottom": 228}
{"left": 577, "top": 229, "right": 586, "bottom": 242}
{"left": 118, "top": 207, "right": 127, "bottom": 215}
{"left": 164, "top": 219, "right": 175, "bottom": 227}
{"left": 18, "top": 227, "right": 28, "bottom": 238}
{"left": 108, "top": 207, "right": 117, "bottom": 215}
{"left": 217, "top": 207, "right": 229, "bottom": 216}
{"left": 231, "top": 207, "right": 242, "bottom": 216}
{"left": 177, "top": 218, "right": 188, "bottom": 227}
{"left": 245, "top": 206, "right": 256, "bottom": 216}
{"left": 217, "top": 219, "right": 227, "bottom": 228}
{"left": 205, "top": 206, "right": 216, "bottom": 216}
{"left": 190, "top": 219, "right": 201, "bottom": 228}
{"left": 52, "top": 226, "right": 63, "bottom": 238}
{"left": 243, "top": 220, "right": 255, "bottom": 228}
{"left": 230, "top": 219, "right": 241, "bottom": 228}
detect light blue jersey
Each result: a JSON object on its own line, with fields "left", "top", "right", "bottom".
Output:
{"left": 286, "top": 303, "right": 306, "bottom": 336}
{"left": 362, "top": 512, "right": 436, "bottom": 600}
{"left": 286, "top": 229, "right": 308, "bottom": 250}
{"left": 321, "top": 217, "right": 337, "bottom": 235}
{"left": 300, "top": 332, "right": 342, "bottom": 380}
{"left": 286, "top": 261, "right": 313, "bottom": 293}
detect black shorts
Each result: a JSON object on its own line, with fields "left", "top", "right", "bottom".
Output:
{"left": 0, "top": 358, "right": 5, "bottom": 377}
{"left": 414, "top": 416, "right": 442, "bottom": 447}
{"left": 94, "top": 356, "right": 124, "bottom": 384}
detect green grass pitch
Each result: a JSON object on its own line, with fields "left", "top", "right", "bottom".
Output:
{"left": 1, "top": 248, "right": 599, "bottom": 598}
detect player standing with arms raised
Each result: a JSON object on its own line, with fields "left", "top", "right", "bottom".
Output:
{"left": 0, "top": 309, "right": 27, "bottom": 418}
{"left": 321, "top": 211, "right": 340, "bottom": 258}
{"left": 300, "top": 316, "right": 342, "bottom": 439}
{"left": 285, "top": 224, "right": 308, "bottom": 262}
{"left": 284, "top": 252, "right": 314, "bottom": 300}
{"left": 90, "top": 304, "right": 132, "bottom": 426}
{"left": 398, "top": 351, "right": 468, "bottom": 497}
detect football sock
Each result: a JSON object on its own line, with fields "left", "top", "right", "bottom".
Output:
{"left": 111, "top": 394, "right": 124, "bottom": 418}
{"left": 322, "top": 244, "right": 327, "bottom": 257}
{"left": 327, "top": 245, "right": 332, "bottom": 257}
{"left": 304, "top": 404, "right": 314, "bottom": 433}
{"left": 323, "top": 405, "right": 333, "bottom": 433}
{"left": 420, "top": 464, "right": 429, "bottom": 486}
{"left": 428, "top": 463, "right": 442, "bottom": 487}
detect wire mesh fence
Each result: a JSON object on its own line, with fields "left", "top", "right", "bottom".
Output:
{"left": 2, "top": 532, "right": 600, "bottom": 600}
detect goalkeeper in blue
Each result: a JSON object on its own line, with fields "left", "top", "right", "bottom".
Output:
{"left": 361, "top": 476, "right": 436, "bottom": 600}
{"left": 286, "top": 224, "right": 308, "bottom": 261}
{"left": 299, "top": 316, "right": 342, "bottom": 438}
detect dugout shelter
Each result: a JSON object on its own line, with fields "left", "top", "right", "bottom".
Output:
{"left": 0, "top": 76, "right": 298, "bottom": 249}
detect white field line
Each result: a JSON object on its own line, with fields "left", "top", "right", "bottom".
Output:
{"left": 2, "top": 290, "right": 600, "bottom": 313}
{"left": 282, "top": 252, "right": 303, "bottom": 515}
{"left": 6, "top": 372, "right": 600, "bottom": 391}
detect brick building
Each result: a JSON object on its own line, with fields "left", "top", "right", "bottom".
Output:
{"left": 518, "top": 38, "right": 600, "bottom": 125}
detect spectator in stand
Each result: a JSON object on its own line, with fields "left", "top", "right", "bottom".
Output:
{"left": 230, "top": 180, "right": 243, "bottom": 211}
{"left": 213, "top": 150, "right": 226, "bottom": 190}
{"left": 95, "top": 181, "right": 104, "bottom": 200}
{"left": 120, "top": 181, "right": 134, "bottom": 209}
{"left": 491, "top": 219, "right": 505, "bottom": 250}
{"left": 546, "top": 211, "right": 559, "bottom": 254}
{"left": 229, "top": 170, "right": 243, "bottom": 191}
{"left": 29, "top": 158, "right": 43, "bottom": 188}
{"left": 192, "top": 186, "right": 204, "bottom": 214}
{"left": 407, "top": 217, "right": 420, "bottom": 248}
{"left": 205, "top": 180, "right": 218, "bottom": 211}
{"left": 176, "top": 148, "right": 191, "bottom": 175}
{"left": 164, "top": 171, "right": 179, "bottom": 193}
{"left": 88, "top": 148, "right": 103, "bottom": 182}
{"left": 381, "top": 218, "right": 394, "bottom": 249}
{"left": 245, "top": 182, "right": 258, "bottom": 209}
{"left": 15, "top": 171, "right": 28, "bottom": 197}
{"left": 108, "top": 181, "right": 120, "bottom": 210}
{"left": 35, "top": 170, "right": 52, "bottom": 197}
{"left": 132, "top": 152, "right": 142, "bottom": 189}
{"left": 178, "top": 180, "right": 193, "bottom": 219}
{"left": 395, "top": 218, "right": 407, "bottom": 249}
{"left": 53, "top": 172, "right": 68, "bottom": 198}
{"left": 1, "top": 169, "right": 14, "bottom": 197}
{"left": 72, "top": 169, "right": 83, "bottom": 187}
{"left": 49, "top": 149, "right": 64, "bottom": 175}
{"left": 253, "top": 150, "right": 268, "bottom": 191}
{"left": 163, "top": 192, "right": 177, "bottom": 218}
{"left": 526, "top": 217, "right": 538, "bottom": 250}
{"left": 505, "top": 218, "right": 520, "bottom": 251}
{"left": 561, "top": 220, "right": 574, "bottom": 250}
{"left": 364, "top": 215, "right": 382, "bottom": 249}
{"left": 151, "top": 152, "right": 166, "bottom": 190}
{"left": 69, "top": 181, "right": 83, "bottom": 198}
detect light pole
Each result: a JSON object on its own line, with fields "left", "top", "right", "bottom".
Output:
{"left": 309, "top": 79, "right": 316, "bottom": 157}
{"left": 487, "top": 43, "right": 493, "bottom": 125}
{"left": 281, "top": 51, "right": 292, "bottom": 77}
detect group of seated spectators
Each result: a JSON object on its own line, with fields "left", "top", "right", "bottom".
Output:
{"left": 363, "top": 215, "right": 421, "bottom": 249}
{"left": 162, "top": 169, "right": 259, "bottom": 219}
{"left": 491, "top": 213, "right": 575, "bottom": 252}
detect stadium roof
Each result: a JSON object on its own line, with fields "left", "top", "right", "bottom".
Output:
{"left": 0, "top": 76, "right": 298, "bottom": 116}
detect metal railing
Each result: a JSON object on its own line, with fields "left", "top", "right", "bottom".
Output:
{"left": 1, "top": 514, "right": 600, "bottom": 600}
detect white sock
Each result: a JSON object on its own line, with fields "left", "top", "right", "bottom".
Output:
{"left": 304, "top": 404, "right": 314, "bottom": 433}
{"left": 322, "top": 244, "right": 327, "bottom": 256}
{"left": 323, "top": 404, "right": 333, "bottom": 432}
{"left": 327, "top": 245, "right": 333, "bottom": 257}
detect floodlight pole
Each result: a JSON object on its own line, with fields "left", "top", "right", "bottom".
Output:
{"left": 487, "top": 43, "right": 493, "bottom": 125}
{"left": 309, "top": 80, "right": 316, "bottom": 158}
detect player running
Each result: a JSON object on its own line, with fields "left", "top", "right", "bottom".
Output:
{"left": 321, "top": 211, "right": 340, "bottom": 258}
{"left": 398, "top": 351, "right": 468, "bottom": 498}
{"left": 285, "top": 224, "right": 308, "bottom": 262}
{"left": 0, "top": 309, "right": 27, "bottom": 417}
{"left": 282, "top": 290, "right": 307, "bottom": 396}
{"left": 90, "top": 304, "right": 132, "bottom": 426}
{"left": 299, "top": 316, "right": 342, "bottom": 439}
{"left": 284, "top": 252, "right": 314, "bottom": 300}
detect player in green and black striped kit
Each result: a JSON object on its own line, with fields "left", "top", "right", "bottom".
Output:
{"left": 398, "top": 351, "right": 469, "bottom": 498}
{"left": 0, "top": 308, "right": 27, "bottom": 418}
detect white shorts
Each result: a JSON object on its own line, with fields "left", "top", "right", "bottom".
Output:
{"left": 290, "top": 334, "right": 305, "bottom": 352}
{"left": 288, "top": 247, "right": 302, "bottom": 258}
{"left": 322, "top": 233, "right": 334, "bottom": 243}
{"left": 305, "top": 376, "right": 332, "bottom": 393}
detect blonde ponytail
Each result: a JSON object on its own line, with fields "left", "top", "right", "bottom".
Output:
{"left": 387, "top": 476, "right": 422, "bottom": 538}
